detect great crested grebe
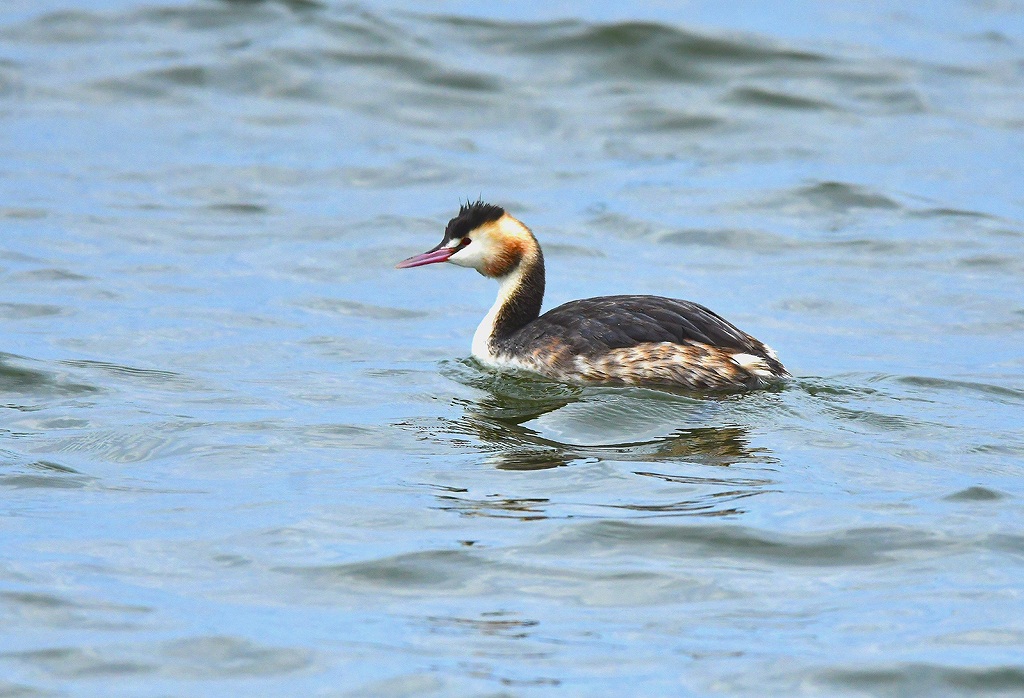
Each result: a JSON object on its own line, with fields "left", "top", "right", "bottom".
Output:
{"left": 397, "top": 201, "right": 788, "bottom": 391}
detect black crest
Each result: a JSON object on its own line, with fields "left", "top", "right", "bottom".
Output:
{"left": 443, "top": 200, "right": 505, "bottom": 242}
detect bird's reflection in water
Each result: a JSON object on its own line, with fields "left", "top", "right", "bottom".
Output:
{"left": 426, "top": 361, "right": 781, "bottom": 520}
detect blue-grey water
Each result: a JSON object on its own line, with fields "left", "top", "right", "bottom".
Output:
{"left": 2, "top": 1, "right": 1023, "bottom": 695}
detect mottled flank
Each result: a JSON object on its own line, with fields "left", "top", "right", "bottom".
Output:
{"left": 491, "top": 339, "right": 780, "bottom": 391}
{"left": 488, "top": 294, "right": 788, "bottom": 391}
{"left": 573, "top": 342, "right": 773, "bottom": 390}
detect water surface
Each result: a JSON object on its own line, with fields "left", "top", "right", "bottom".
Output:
{"left": 1, "top": 0, "right": 1023, "bottom": 695}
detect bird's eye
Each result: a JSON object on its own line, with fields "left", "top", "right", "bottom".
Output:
{"left": 457, "top": 238, "right": 471, "bottom": 248}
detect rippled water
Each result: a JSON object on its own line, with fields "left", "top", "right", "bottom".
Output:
{"left": 2, "top": 1, "right": 1023, "bottom": 695}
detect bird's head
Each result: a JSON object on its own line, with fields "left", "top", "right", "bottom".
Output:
{"left": 397, "top": 201, "right": 537, "bottom": 279}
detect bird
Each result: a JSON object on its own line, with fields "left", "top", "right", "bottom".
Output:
{"left": 397, "top": 201, "right": 788, "bottom": 391}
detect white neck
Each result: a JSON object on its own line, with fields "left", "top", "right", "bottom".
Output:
{"left": 471, "top": 266, "right": 526, "bottom": 365}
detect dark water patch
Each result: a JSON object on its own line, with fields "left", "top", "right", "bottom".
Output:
{"left": 0, "top": 10, "right": 111, "bottom": 44}
{"left": 280, "top": 549, "right": 482, "bottom": 592}
{"left": 172, "top": 185, "right": 275, "bottom": 220}
{"left": 204, "top": 202, "right": 269, "bottom": 215}
{"left": 339, "top": 674, "right": 446, "bottom": 696}
{"left": 0, "top": 250, "right": 44, "bottom": 265}
{"left": 518, "top": 21, "right": 827, "bottom": 83}
{"left": 318, "top": 9, "right": 408, "bottom": 49}
{"left": 967, "top": 30, "right": 1016, "bottom": 46}
{"left": 0, "top": 470, "right": 84, "bottom": 487}
{"left": 87, "top": 77, "right": 173, "bottom": 101}
{"left": 967, "top": 442, "right": 1024, "bottom": 457}
{"left": 126, "top": 60, "right": 321, "bottom": 101}
{"left": 751, "top": 182, "right": 911, "bottom": 224}
{"left": 545, "top": 521, "right": 958, "bottom": 567}
{"left": 282, "top": 548, "right": 732, "bottom": 607}
{"left": 1, "top": 636, "right": 312, "bottom": 680}
{"left": 821, "top": 663, "right": 1024, "bottom": 695}
{"left": 342, "top": 160, "right": 459, "bottom": 188}
{"left": 542, "top": 242, "right": 606, "bottom": 259}
{"left": 0, "top": 208, "right": 47, "bottom": 221}
{"left": 943, "top": 486, "right": 1007, "bottom": 502}
{"left": 791, "top": 181, "right": 903, "bottom": 213}
{"left": 150, "top": 65, "right": 207, "bottom": 88}
{"left": 588, "top": 211, "right": 660, "bottom": 240}
{"left": 10, "top": 268, "right": 90, "bottom": 282}
{"left": 829, "top": 67, "right": 910, "bottom": 87}
{"left": 929, "top": 61, "right": 992, "bottom": 80}
{"left": 132, "top": 3, "right": 296, "bottom": 32}
{"left": 971, "top": 312, "right": 1024, "bottom": 335}
{"left": 912, "top": 206, "right": 1001, "bottom": 221}
{"left": 0, "top": 60, "right": 21, "bottom": 98}
{"left": 298, "top": 297, "right": 428, "bottom": 320}
{"left": 820, "top": 403, "right": 940, "bottom": 433}
{"left": 304, "top": 334, "right": 384, "bottom": 361}
{"left": 159, "top": 635, "right": 314, "bottom": 679}
{"left": 460, "top": 671, "right": 559, "bottom": 689}
{"left": 990, "top": 227, "right": 1024, "bottom": 239}
{"left": 896, "top": 375, "right": 1024, "bottom": 405}
{"left": 990, "top": 533, "right": 1024, "bottom": 556}
{"left": 956, "top": 253, "right": 1022, "bottom": 271}
{"left": 60, "top": 359, "right": 197, "bottom": 393}
{"left": 850, "top": 86, "right": 927, "bottom": 114}
{"left": 26, "top": 460, "right": 82, "bottom": 475}
{"left": 823, "top": 238, "right": 916, "bottom": 254}
{"left": 0, "top": 647, "right": 155, "bottom": 678}
{"left": 727, "top": 86, "right": 838, "bottom": 111}
{"left": 0, "top": 466, "right": 94, "bottom": 490}
{"left": 297, "top": 423, "right": 393, "bottom": 450}
{"left": 321, "top": 50, "right": 500, "bottom": 93}
{"left": 424, "top": 611, "right": 539, "bottom": 639}
{"left": 0, "top": 681, "right": 53, "bottom": 698}
{"left": 587, "top": 487, "right": 770, "bottom": 518}
{"left": 0, "top": 591, "right": 150, "bottom": 630}
{"left": 0, "top": 354, "right": 98, "bottom": 397}
{"left": 60, "top": 360, "right": 180, "bottom": 382}
{"left": 656, "top": 227, "right": 796, "bottom": 252}
{"left": 796, "top": 377, "right": 887, "bottom": 399}
{"left": 776, "top": 296, "right": 859, "bottom": 315}
{"left": 0, "top": 303, "right": 67, "bottom": 320}
{"left": 936, "top": 629, "right": 1024, "bottom": 646}
{"left": 219, "top": 0, "right": 325, "bottom": 10}
{"left": 635, "top": 470, "right": 774, "bottom": 488}
{"left": 796, "top": 376, "right": 957, "bottom": 435}
{"left": 620, "top": 107, "right": 726, "bottom": 133}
